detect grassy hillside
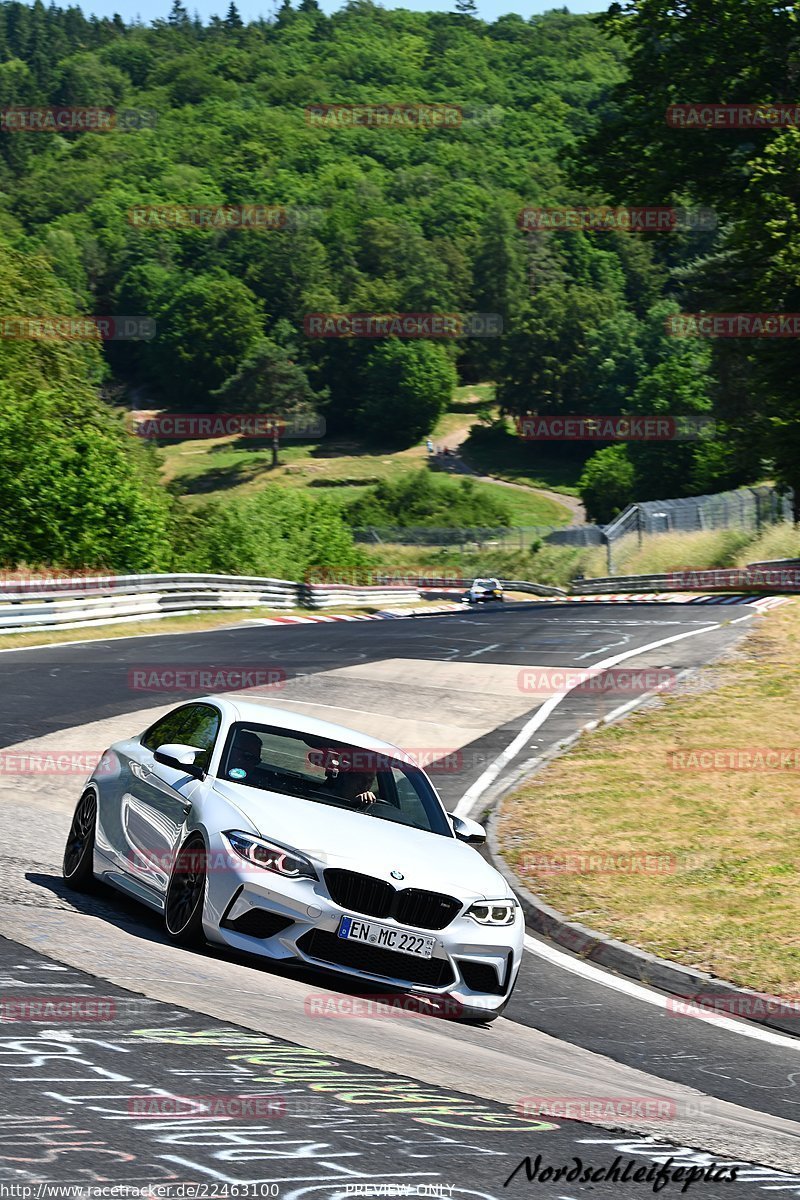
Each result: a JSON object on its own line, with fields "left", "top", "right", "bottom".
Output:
{"left": 159, "top": 384, "right": 574, "bottom": 527}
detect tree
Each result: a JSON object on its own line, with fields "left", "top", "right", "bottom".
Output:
{"left": 578, "top": 444, "right": 635, "bottom": 525}
{"left": 224, "top": 1, "right": 243, "bottom": 27}
{"left": 212, "top": 337, "right": 327, "bottom": 466}
{"left": 357, "top": 341, "right": 457, "bottom": 447}
{"left": 581, "top": 0, "right": 799, "bottom": 212}
{"left": 167, "top": 0, "right": 191, "bottom": 27}
{"left": 274, "top": 0, "right": 295, "bottom": 27}
{"left": 579, "top": 1, "right": 800, "bottom": 515}
{"left": 0, "top": 382, "right": 171, "bottom": 569}
{"left": 155, "top": 274, "right": 263, "bottom": 408}
{"left": 497, "top": 284, "right": 630, "bottom": 417}
{"left": 470, "top": 204, "right": 527, "bottom": 378}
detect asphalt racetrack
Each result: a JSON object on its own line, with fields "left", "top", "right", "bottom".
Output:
{"left": 1, "top": 602, "right": 798, "bottom": 1197}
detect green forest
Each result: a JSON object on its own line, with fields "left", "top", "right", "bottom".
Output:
{"left": 0, "top": 0, "right": 798, "bottom": 573}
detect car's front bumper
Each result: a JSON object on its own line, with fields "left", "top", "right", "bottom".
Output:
{"left": 203, "top": 834, "right": 524, "bottom": 1017}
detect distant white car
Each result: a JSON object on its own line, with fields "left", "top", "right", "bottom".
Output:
{"left": 63, "top": 697, "right": 523, "bottom": 1021}
{"left": 464, "top": 577, "right": 504, "bottom": 604}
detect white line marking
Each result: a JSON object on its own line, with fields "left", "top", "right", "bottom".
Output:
{"left": 574, "top": 635, "right": 630, "bottom": 661}
{"left": 454, "top": 619, "right": 727, "bottom": 817}
{"left": 464, "top": 643, "right": 501, "bottom": 658}
{"left": 523, "top": 933, "right": 800, "bottom": 1051}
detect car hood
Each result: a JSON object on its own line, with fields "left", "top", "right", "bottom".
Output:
{"left": 210, "top": 779, "right": 509, "bottom": 900}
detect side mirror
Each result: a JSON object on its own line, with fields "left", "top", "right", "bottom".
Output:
{"left": 154, "top": 743, "right": 204, "bottom": 780}
{"left": 451, "top": 814, "right": 486, "bottom": 845}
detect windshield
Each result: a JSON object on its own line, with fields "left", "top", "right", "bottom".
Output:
{"left": 218, "top": 723, "right": 453, "bottom": 837}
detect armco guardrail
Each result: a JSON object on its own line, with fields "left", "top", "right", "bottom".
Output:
{"left": 571, "top": 563, "right": 800, "bottom": 595}
{"left": 0, "top": 575, "right": 302, "bottom": 633}
{"left": 0, "top": 573, "right": 301, "bottom": 603}
{"left": 0, "top": 571, "right": 569, "bottom": 634}
{"left": 745, "top": 558, "right": 800, "bottom": 570}
{"left": 302, "top": 584, "right": 420, "bottom": 609}
{"left": 500, "top": 579, "right": 567, "bottom": 597}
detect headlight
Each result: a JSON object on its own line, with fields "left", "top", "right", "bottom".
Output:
{"left": 467, "top": 899, "right": 517, "bottom": 926}
{"left": 224, "top": 831, "right": 317, "bottom": 880}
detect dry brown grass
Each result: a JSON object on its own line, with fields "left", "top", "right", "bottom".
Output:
{"left": 497, "top": 600, "right": 800, "bottom": 993}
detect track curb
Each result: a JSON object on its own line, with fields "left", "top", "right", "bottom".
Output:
{"left": 483, "top": 687, "right": 800, "bottom": 1039}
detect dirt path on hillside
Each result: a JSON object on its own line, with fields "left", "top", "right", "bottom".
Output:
{"left": 433, "top": 423, "right": 586, "bottom": 526}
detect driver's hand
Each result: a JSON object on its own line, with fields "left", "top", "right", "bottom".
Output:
{"left": 354, "top": 790, "right": 378, "bottom": 805}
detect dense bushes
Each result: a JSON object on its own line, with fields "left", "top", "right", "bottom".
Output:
{"left": 171, "top": 486, "right": 363, "bottom": 577}
{"left": 347, "top": 470, "right": 512, "bottom": 529}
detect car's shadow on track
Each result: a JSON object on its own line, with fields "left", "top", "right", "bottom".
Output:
{"left": 26, "top": 871, "right": 492, "bottom": 1023}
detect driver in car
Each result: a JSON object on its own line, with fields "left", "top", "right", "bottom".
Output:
{"left": 324, "top": 757, "right": 379, "bottom": 806}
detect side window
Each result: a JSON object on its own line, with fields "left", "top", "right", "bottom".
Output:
{"left": 142, "top": 704, "right": 221, "bottom": 771}
{"left": 183, "top": 705, "right": 221, "bottom": 770}
{"left": 390, "top": 768, "right": 431, "bottom": 828}
{"left": 141, "top": 708, "right": 192, "bottom": 753}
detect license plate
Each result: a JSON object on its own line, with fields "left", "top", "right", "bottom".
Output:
{"left": 337, "top": 915, "right": 436, "bottom": 959}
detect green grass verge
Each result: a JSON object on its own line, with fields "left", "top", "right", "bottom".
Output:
{"left": 497, "top": 599, "right": 800, "bottom": 994}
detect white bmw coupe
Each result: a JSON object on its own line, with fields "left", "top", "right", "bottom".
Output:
{"left": 63, "top": 696, "right": 523, "bottom": 1020}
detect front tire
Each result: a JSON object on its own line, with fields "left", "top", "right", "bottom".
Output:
{"left": 164, "top": 835, "right": 207, "bottom": 946}
{"left": 63, "top": 789, "right": 98, "bottom": 891}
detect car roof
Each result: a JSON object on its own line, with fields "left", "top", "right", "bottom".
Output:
{"left": 198, "top": 695, "right": 419, "bottom": 766}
